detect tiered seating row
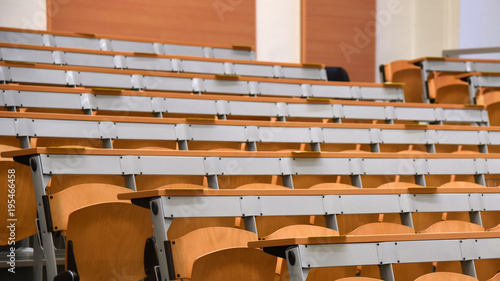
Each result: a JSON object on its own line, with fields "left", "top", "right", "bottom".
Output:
{"left": 0, "top": 44, "right": 327, "bottom": 80}
{"left": 0, "top": 28, "right": 256, "bottom": 60}
{"left": 0, "top": 63, "right": 404, "bottom": 101}
{"left": 0, "top": 112, "right": 497, "bottom": 153}
{"left": 0, "top": 85, "right": 486, "bottom": 124}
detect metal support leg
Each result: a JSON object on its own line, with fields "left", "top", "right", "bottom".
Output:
{"left": 282, "top": 175, "right": 294, "bottom": 189}
{"left": 29, "top": 156, "right": 57, "bottom": 281}
{"left": 379, "top": 264, "right": 396, "bottom": 281}
{"left": 419, "top": 63, "right": 430, "bottom": 103}
{"left": 467, "top": 77, "right": 478, "bottom": 105}
{"left": 18, "top": 136, "right": 31, "bottom": 148}
{"left": 150, "top": 198, "right": 174, "bottom": 281}
{"left": 479, "top": 144, "right": 488, "bottom": 154}
{"left": 475, "top": 174, "right": 486, "bottom": 186}
{"left": 101, "top": 138, "right": 113, "bottom": 149}
{"left": 124, "top": 174, "right": 137, "bottom": 191}
{"left": 370, "top": 143, "right": 380, "bottom": 153}
{"left": 207, "top": 175, "right": 219, "bottom": 189}
{"left": 385, "top": 119, "right": 394, "bottom": 125}
{"left": 400, "top": 212, "right": 414, "bottom": 228}
{"left": 469, "top": 211, "right": 483, "bottom": 226}
{"left": 461, "top": 260, "right": 477, "bottom": 278}
{"left": 351, "top": 175, "right": 363, "bottom": 188}
{"left": 243, "top": 216, "right": 258, "bottom": 234}
{"left": 277, "top": 116, "right": 286, "bottom": 122}
{"left": 310, "top": 143, "right": 321, "bottom": 152}
{"left": 426, "top": 144, "right": 436, "bottom": 153}
{"left": 217, "top": 114, "right": 227, "bottom": 120}
{"left": 33, "top": 235, "right": 43, "bottom": 281}
{"left": 246, "top": 141, "right": 257, "bottom": 152}
{"left": 285, "top": 247, "right": 309, "bottom": 281}
{"left": 415, "top": 175, "right": 426, "bottom": 187}
{"left": 333, "top": 117, "right": 342, "bottom": 123}
{"left": 83, "top": 109, "right": 93, "bottom": 115}
{"left": 177, "top": 140, "right": 189, "bottom": 151}
{"left": 325, "top": 214, "right": 339, "bottom": 231}
{"left": 154, "top": 112, "right": 163, "bottom": 118}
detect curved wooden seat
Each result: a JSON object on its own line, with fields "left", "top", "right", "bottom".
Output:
{"left": 486, "top": 272, "right": 500, "bottom": 281}
{"left": 0, "top": 160, "right": 37, "bottom": 245}
{"left": 308, "top": 182, "right": 357, "bottom": 189}
{"left": 383, "top": 60, "right": 423, "bottom": 103}
{"left": 477, "top": 90, "right": 500, "bottom": 126}
{"left": 414, "top": 272, "right": 478, "bottom": 281}
{"left": 49, "top": 183, "right": 131, "bottom": 231}
{"left": 336, "top": 277, "right": 382, "bottom": 281}
{"left": 419, "top": 220, "right": 485, "bottom": 234}
{"left": 263, "top": 224, "right": 340, "bottom": 240}
{"left": 262, "top": 225, "right": 356, "bottom": 281}
{"left": 377, "top": 182, "right": 422, "bottom": 189}
{"left": 64, "top": 202, "right": 153, "bottom": 281}
{"left": 190, "top": 248, "right": 277, "bottom": 281}
{"left": 348, "top": 222, "right": 414, "bottom": 236}
{"left": 439, "top": 181, "right": 485, "bottom": 188}
{"left": 488, "top": 224, "right": 500, "bottom": 232}
{"left": 236, "top": 183, "right": 289, "bottom": 190}
{"left": 427, "top": 75, "right": 470, "bottom": 104}
{"left": 170, "top": 227, "right": 258, "bottom": 279}
{"left": 348, "top": 222, "right": 427, "bottom": 281}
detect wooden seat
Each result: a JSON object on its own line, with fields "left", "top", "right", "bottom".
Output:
{"left": 336, "top": 277, "right": 382, "bottom": 281}
{"left": 427, "top": 75, "right": 470, "bottom": 104}
{"left": 419, "top": 220, "right": 485, "bottom": 234}
{"left": 419, "top": 221, "right": 485, "bottom": 278}
{"left": 155, "top": 184, "right": 244, "bottom": 240}
{"left": 347, "top": 222, "right": 414, "bottom": 236}
{"left": 262, "top": 224, "right": 356, "bottom": 281}
{"left": 414, "top": 272, "right": 478, "bottom": 281}
{"left": 62, "top": 202, "right": 153, "bottom": 281}
{"left": 169, "top": 227, "right": 258, "bottom": 279}
{"left": 236, "top": 184, "right": 325, "bottom": 237}
{"left": 486, "top": 272, "right": 500, "bottom": 281}
{"left": 476, "top": 91, "right": 500, "bottom": 126}
{"left": 48, "top": 183, "right": 131, "bottom": 231}
{"left": 348, "top": 222, "right": 428, "bottom": 281}
{"left": 0, "top": 159, "right": 37, "bottom": 245}
{"left": 383, "top": 60, "right": 423, "bottom": 103}
{"left": 190, "top": 248, "right": 277, "bottom": 281}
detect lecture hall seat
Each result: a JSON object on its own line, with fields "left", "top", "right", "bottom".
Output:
{"left": 382, "top": 60, "right": 423, "bottom": 103}
{"left": 55, "top": 202, "right": 154, "bottom": 281}
{"left": 427, "top": 75, "right": 470, "bottom": 104}
{"left": 347, "top": 222, "right": 430, "bottom": 281}
{"left": 0, "top": 159, "right": 37, "bottom": 245}
{"left": 169, "top": 227, "right": 260, "bottom": 280}
{"left": 189, "top": 248, "right": 277, "bottom": 281}
{"left": 414, "top": 272, "right": 479, "bottom": 281}
{"left": 262, "top": 224, "right": 356, "bottom": 281}
{"left": 487, "top": 272, "right": 500, "bottom": 281}
{"left": 476, "top": 90, "right": 500, "bottom": 126}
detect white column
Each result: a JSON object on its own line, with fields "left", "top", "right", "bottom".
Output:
{"left": 0, "top": 0, "right": 47, "bottom": 30}
{"left": 256, "top": 0, "right": 301, "bottom": 63}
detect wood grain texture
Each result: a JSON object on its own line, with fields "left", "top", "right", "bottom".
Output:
{"left": 48, "top": 0, "right": 255, "bottom": 47}
{"left": 414, "top": 272, "right": 478, "bottom": 281}
{"left": 302, "top": 0, "right": 376, "bottom": 82}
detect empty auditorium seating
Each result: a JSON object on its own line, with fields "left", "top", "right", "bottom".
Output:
{"left": 0, "top": 43, "right": 327, "bottom": 81}
{"left": 0, "top": 27, "right": 256, "bottom": 60}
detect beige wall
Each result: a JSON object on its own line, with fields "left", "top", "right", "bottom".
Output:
{"left": 376, "top": 0, "right": 460, "bottom": 81}
{"left": 0, "top": 0, "right": 46, "bottom": 30}
{"left": 256, "top": 0, "right": 301, "bottom": 63}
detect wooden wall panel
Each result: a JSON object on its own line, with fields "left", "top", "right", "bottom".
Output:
{"left": 302, "top": 0, "right": 376, "bottom": 82}
{"left": 48, "top": 0, "right": 255, "bottom": 47}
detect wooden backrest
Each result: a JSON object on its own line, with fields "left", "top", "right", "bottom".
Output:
{"left": 348, "top": 222, "right": 415, "bottom": 236}
{"left": 65, "top": 202, "right": 153, "bottom": 281}
{"left": 383, "top": 60, "right": 423, "bottom": 103}
{"left": 264, "top": 225, "right": 339, "bottom": 240}
{"left": 336, "top": 277, "right": 382, "bottom": 281}
{"left": 420, "top": 220, "right": 485, "bottom": 234}
{"left": 0, "top": 159, "right": 37, "bottom": 245}
{"left": 414, "top": 272, "right": 478, "bottom": 281}
{"left": 49, "top": 183, "right": 131, "bottom": 231}
{"left": 170, "top": 227, "right": 258, "bottom": 279}
{"left": 235, "top": 183, "right": 289, "bottom": 190}
{"left": 489, "top": 224, "right": 500, "bottom": 232}
{"left": 190, "top": 248, "right": 277, "bottom": 281}
{"left": 487, "top": 272, "right": 500, "bottom": 281}
{"left": 439, "top": 181, "right": 485, "bottom": 188}
{"left": 308, "top": 182, "right": 357, "bottom": 189}
{"left": 377, "top": 182, "right": 421, "bottom": 189}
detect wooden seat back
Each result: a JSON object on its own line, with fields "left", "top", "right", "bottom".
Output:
{"left": 65, "top": 202, "right": 153, "bottom": 281}
{"left": 414, "top": 272, "right": 478, "bottom": 281}
{"left": 190, "top": 248, "right": 277, "bottom": 281}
